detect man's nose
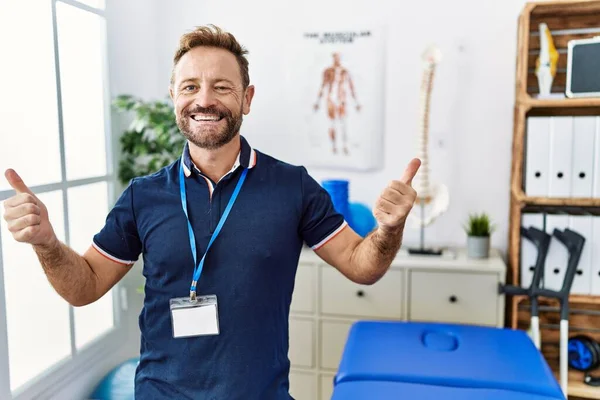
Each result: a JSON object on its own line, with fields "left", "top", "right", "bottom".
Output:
{"left": 193, "top": 86, "right": 217, "bottom": 108}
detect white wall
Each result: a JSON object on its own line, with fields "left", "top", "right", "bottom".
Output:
{"left": 106, "top": 0, "right": 163, "bottom": 100}
{"left": 151, "top": 0, "right": 530, "bottom": 254}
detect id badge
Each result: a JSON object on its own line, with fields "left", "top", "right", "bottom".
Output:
{"left": 169, "top": 295, "right": 219, "bottom": 338}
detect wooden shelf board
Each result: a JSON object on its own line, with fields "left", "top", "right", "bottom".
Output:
{"left": 512, "top": 294, "right": 600, "bottom": 307}
{"left": 569, "top": 379, "right": 600, "bottom": 399}
{"left": 570, "top": 295, "right": 600, "bottom": 305}
{"left": 520, "top": 97, "right": 600, "bottom": 116}
{"left": 552, "top": 369, "right": 600, "bottom": 399}
{"left": 530, "top": 0, "right": 600, "bottom": 18}
{"left": 529, "top": 12, "right": 600, "bottom": 32}
{"left": 527, "top": 97, "right": 600, "bottom": 109}
{"left": 522, "top": 196, "right": 600, "bottom": 208}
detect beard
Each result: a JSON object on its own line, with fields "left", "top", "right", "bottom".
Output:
{"left": 177, "top": 103, "right": 243, "bottom": 150}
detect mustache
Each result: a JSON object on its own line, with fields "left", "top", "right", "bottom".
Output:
{"left": 183, "top": 105, "right": 231, "bottom": 119}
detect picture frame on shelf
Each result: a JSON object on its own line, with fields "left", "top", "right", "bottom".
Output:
{"left": 566, "top": 36, "right": 600, "bottom": 99}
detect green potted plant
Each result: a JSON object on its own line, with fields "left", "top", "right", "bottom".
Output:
{"left": 113, "top": 94, "right": 184, "bottom": 186}
{"left": 112, "top": 94, "right": 183, "bottom": 295}
{"left": 463, "top": 212, "right": 495, "bottom": 258}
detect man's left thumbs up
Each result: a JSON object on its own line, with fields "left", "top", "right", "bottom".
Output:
{"left": 373, "top": 158, "right": 421, "bottom": 234}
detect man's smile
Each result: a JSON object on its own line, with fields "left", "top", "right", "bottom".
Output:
{"left": 190, "top": 113, "right": 224, "bottom": 124}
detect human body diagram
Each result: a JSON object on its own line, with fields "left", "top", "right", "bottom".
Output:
{"left": 313, "top": 52, "right": 361, "bottom": 155}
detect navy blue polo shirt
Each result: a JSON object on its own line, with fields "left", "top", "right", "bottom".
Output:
{"left": 92, "top": 135, "right": 347, "bottom": 399}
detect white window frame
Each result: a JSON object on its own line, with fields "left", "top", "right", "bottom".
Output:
{"left": 0, "top": 1, "right": 128, "bottom": 398}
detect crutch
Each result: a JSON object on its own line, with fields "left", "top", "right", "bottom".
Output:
{"left": 501, "top": 225, "right": 585, "bottom": 396}
{"left": 532, "top": 227, "right": 585, "bottom": 396}
{"left": 522, "top": 225, "right": 553, "bottom": 349}
{"left": 500, "top": 225, "right": 551, "bottom": 349}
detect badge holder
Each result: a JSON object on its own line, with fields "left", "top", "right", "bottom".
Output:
{"left": 170, "top": 294, "right": 219, "bottom": 338}
{"left": 172, "top": 164, "right": 247, "bottom": 339}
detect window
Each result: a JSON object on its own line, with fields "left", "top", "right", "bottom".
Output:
{"left": 0, "top": 0, "right": 122, "bottom": 398}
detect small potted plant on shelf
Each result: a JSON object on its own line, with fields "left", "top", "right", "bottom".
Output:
{"left": 463, "top": 212, "right": 495, "bottom": 258}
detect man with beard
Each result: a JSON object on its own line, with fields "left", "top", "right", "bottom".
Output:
{"left": 2, "top": 25, "right": 420, "bottom": 399}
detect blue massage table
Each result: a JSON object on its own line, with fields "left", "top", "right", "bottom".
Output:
{"left": 331, "top": 321, "right": 566, "bottom": 400}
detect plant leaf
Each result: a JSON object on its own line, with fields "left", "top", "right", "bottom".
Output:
{"left": 114, "top": 95, "right": 182, "bottom": 185}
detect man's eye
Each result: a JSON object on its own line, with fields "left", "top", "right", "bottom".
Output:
{"left": 184, "top": 85, "right": 196, "bottom": 91}
{"left": 215, "top": 86, "right": 228, "bottom": 91}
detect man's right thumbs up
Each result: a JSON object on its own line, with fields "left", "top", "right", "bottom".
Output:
{"left": 5, "top": 169, "right": 35, "bottom": 195}
{"left": 2, "top": 169, "right": 57, "bottom": 247}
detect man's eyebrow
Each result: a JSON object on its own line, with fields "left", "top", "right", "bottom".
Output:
{"left": 181, "top": 78, "right": 198, "bottom": 83}
{"left": 178, "top": 78, "right": 197, "bottom": 88}
{"left": 214, "top": 78, "right": 236, "bottom": 85}
{"left": 178, "top": 78, "right": 237, "bottom": 86}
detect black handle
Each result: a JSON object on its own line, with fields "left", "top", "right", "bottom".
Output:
{"left": 449, "top": 295, "right": 457, "bottom": 303}
{"left": 356, "top": 290, "right": 364, "bottom": 298}
{"left": 498, "top": 283, "right": 528, "bottom": 296}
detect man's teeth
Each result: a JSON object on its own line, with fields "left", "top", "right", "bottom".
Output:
{"left": 192, "top": 114, "right": 220, "bottom": 121}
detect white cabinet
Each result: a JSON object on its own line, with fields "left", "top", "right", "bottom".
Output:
{"left": 288, "top": 247, "right": 506, "bottom": 400}
{"left": 289, "top": 318, "right": 315, "bottom": 368}
{"left": 320, "top": 268, "right": 403, "bottom": 319}
{"left": 289, "top": 371, "right": 317, "bottom": 400}
{"left": 320, "top": 320, "right": 354, "bottom": 370}
{"left": 291, "top": 262, "right": 316, "bottom": 314}
{"left": 408, "top": 270, "right": 500, "bottom": 326}
{"left": 320, "top": 373, "right": 335, "bottom": 400}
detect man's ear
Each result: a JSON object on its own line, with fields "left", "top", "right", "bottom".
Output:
{"left": 169, "top": 86, "right": 177, "bottom": 116}
{"left": 243, "top": 85, "right": 255, "bottom": 115}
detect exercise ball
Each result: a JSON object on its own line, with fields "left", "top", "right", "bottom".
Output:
{"left": 349, "top": 202, "right": 376, "bottom": 237}
{"left": 89, "top": 357, "right": 138, "bottom": 400}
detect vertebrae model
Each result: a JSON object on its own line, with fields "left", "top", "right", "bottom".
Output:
{"left": 535, "top": 23, "right": 558, "bottom": 96}
{"left": 409, "top": 45, "right": 449, "bottom": 229}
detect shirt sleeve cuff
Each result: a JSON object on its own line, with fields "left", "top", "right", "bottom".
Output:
{"left": 92, "top": 241, "right": 137, "bottom": 266}
{"left": 310, "top": 220, "right": 349, "bottom": 250}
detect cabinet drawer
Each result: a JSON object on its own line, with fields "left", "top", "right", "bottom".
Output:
{"left": 320, "top": 267, "right": 403, "bottom": 319}
{"left": 320, "top": 320, "right": 354, "bottom": 370}
{"left": 409, "top": 270, "right": 498, "bottom": 326}
{"left": 289, "top": 318, "right": 315, "bottom": 368}
{"left": 289, "top": 371, "right": 316, "bottom": 400}
{"left": 291, "top": 263, "right": 316, "bottom": 313}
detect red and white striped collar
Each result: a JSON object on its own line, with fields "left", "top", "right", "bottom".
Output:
{"left": 181, "top": 135, "right": 257, "bottom": 178}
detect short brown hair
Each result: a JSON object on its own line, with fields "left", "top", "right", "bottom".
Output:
{"left": 171, "top": 24, "right": 250, "bottom": 88}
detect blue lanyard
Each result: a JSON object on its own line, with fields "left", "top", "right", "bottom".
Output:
{"left": 179, "top": 161, "right": 248, "bottom": 300}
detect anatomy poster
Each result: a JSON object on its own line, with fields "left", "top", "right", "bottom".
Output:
{"left": 283, "top": 28, "right": 385, "bottom": 171}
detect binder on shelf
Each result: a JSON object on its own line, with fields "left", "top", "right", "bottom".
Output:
{"left": 593, "top": 117, "right": 600, "bottom": 198}
{"left": 568, "top": 215, "right": 593, "bottom": 295}
{"left": 520, "top": 213, "right": 544, "bottom": 288}
{"left": 570, "top": 117, "right": 596, "bottom": 198}
{"left": 543, "top": 214, "right": 570, "bottom": 291}
{"left": 525, "top": 117, "right": 551, "bottom": 197}
{"left": 592, "top": 216, "right": 600, "bottom": 296}
{"left": 548, "top": 117, "right": 573, "bottom": 198}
